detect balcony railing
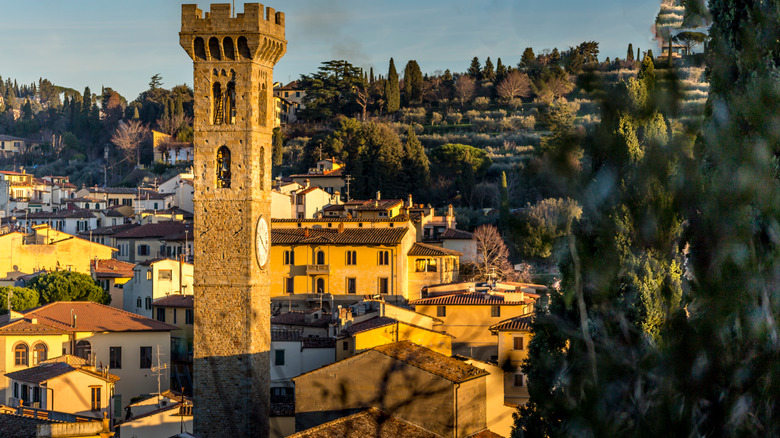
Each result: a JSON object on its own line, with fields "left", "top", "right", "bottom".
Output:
{"left": 306, "top": 264, "right": 329, "bottom": 275}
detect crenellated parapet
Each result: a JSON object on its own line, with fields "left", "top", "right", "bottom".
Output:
{"left": 180, "top": 3, "right": 286, "bottom": 66}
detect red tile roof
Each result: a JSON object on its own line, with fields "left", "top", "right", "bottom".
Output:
{"left": 92, "top": 259, "right": 135, "bottom": 279}
{"left": 113, "top": 221, "right": 191, "bottom": 239}
{"left": 5, "top": 361, "right": 119, "bottom": 384}
{"left": 490, "top": 314, "right": 534, "bottom": 333}
{"left": 288, "top": 408, "right": 440, "bottom": 438}
{"left": 343, "top": 316, "right": 396, "bottom": 336}
{"left": 272, "top": 227, "right": 408, "bottom": 245}
{"left": 373, "top": 341, "right": 489, "bottom": 383}
{"left": 153, "top": 295, "right": 193, "bottom": 308}
{"left": 409, "top": 292, "right": 530, "bottom": 306}
{"left": 0, "top": 302, "right": 178, "bottom": 334}
{"left": 440, "top": 228, "right": 473, "bottom": 240}
{"left": 272, "top": 216, "right": 409, "bottom": 223}
{"left": 271, "top": 311, "right": 333, "bottom": 328}
{"left": 468, "top": 430, "right": 504, "bottom": 438}
{"left": 408, "top": 242, "right": 463, "bottom": 257}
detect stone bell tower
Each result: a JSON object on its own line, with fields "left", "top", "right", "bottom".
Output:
{"left": 179, "top": 4, "right": 285, "bottom": 437}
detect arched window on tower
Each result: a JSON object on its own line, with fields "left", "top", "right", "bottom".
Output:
{"left": 216, "top": 146, "right": 231, "bottom": 188}
{"left": 225, "top": 82, "right": 236, "bottom": 124}
{"left": 213, "top": 82, "right": 223, "bottom": 125}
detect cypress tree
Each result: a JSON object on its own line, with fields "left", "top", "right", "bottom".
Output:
{"left": 483, "top": 57, "right": 495, "bottom": 81}
{"left": 175, "top": 95, "right": 184, "bottom": 116}
{"left": 403, "top": 126, "right": 430, "bottom": 196}
{"left": 468, "top": 57, "right": 481, "bottom": 79}
{"left": 637, "top": 47, "right": 641, "bottom": 62}
{"left": 627, "top": 43, "right": 634, "bottom": 62}
{"left": 495, "top": 58, "right": 507, "bottom": 82}
{"left": 403, "top": 60, "right": 423, "bottom": 105}
{"left": 132, "top": 106, "right": 140, "bottom": 120}
{"left": 499, "top": 171, "right": 509, "bottom": 229}
{"left": 272, "top": 127, "right": 283, "bottom": 167}
{"left": 369, "top": 67, "right": 374, "bottom": 83}
{"left": 385, "top": 58, "right": 400, "bottom": 113}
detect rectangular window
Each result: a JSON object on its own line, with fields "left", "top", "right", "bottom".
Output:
{"left": 13, "top": 382, "right": 19, "bottom": 398}
{"left": 378, "top": 250, "right": 389, "bottom": 265}
{"left": 140, "top": 346, "right": 152, "bottom": 369}
{"left": 379, "top": 277, "right": 389, "bottom": 295}
{"left": 437, "top": 305, "right": 446, "bottom": 317}
{"left": 514, "top": 374, "right": 525, "bottom": 387}
{"left": 91, "top": 387, "right": 101, "bottom": 410}
{"left": 491, "top": 305, "right": 501, "bottom": 318}
{"left": 185, "top": 309, "right": 194, "bottom": 324}
{"left": 347, "top": 277, "right": 357, "bottom": 294}
{"left": 342, "top": 341, "right": 349, "bottom": 351}
{"left": 513, "top": 337, "right": 524, "bottom": 351}
{"left": 284, "top": 250, "right": 295, "bottom": 265}
{"left": 156, "top": 308, "right": 166, "bottom": 322}
{"left": 138, "top": 245, "right": 150, "bottom": 256}
{"left": 173, "top": 308, "right": 177, "bottom": 324}
{"left": 285, "top": 277, "right": 294, "bottom": 294}
{"left": 415, "top": 258, "right": 438, "bottom": 272}
{"left": 274, "top": 349, "right": 285, "bottom": 366}
{"left": 158, "top": 270, "right": 172, "bottom": 280}
{"left": 33, "top": 387, "right": 41, "bottom": 404}
{"left": 146, "top": 270, "right": 152, "bottom": 280}
{"left": 346, "top": 250, "right": 357, "bottom": 265}
{"left": 110, "top": 347, "right": 122, "bottom": 369}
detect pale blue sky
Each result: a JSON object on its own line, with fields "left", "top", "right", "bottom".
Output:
{"left": 1, "top": 1, "right": 662, "bottom": 101}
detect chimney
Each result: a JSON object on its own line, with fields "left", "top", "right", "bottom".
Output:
{"left": 447, "top": 204, "right": 454, "bottom": 229}
{"left": 376, "top": 191, "right": 381, "bottom": 201}
{"left": 303, "top": 179, "right": 310, "bottom": 189}
{"left": 407, "top": 194, "right": 413, "bottom": 208}
{"left": 304, "top": 228, "right": 309, "bottom": 237}
{"left": 338, "top": 222, "right": 344, "bottom": 233}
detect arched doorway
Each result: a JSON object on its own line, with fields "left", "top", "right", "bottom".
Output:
{"left": 316, "top": 278, "right": 325, "bottom": 294}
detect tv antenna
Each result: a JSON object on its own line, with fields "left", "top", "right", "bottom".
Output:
{"left": 151, "top": 345, "right": 169, "bottom": 406}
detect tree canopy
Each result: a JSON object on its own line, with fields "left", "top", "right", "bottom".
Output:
{"left": 27, "top": 271, "right": 110, "bottom": 305}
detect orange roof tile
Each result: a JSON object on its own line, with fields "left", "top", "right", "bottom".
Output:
{"left": 288, "top": 408, "right": 440, "bottom": 438}
{"left": 92, "top": 259, "right": 135, "bottom": 279}
{"left": 408, "top": 242, "right": 463, "bottom": 257}
{"left": 0, "top": 302, "right": 177, "bottom": 334}
{"left": 372, "top": 341, "right": 488, "bottom": 383}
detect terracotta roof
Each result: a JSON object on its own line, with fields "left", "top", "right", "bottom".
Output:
{"left": 409, "top": 292, "right": 530, "bottom": 306}
{"left": 343, "top": 316, "right": 396, "bottom": 336}
{"left": 81, "top": 223, "right": 137, "bottom": 236}
{"left": 408, "top": 242, "right": 463, "bottom": 257}
{"left": 440, "top": 228, "right": 473, "bottom": 240}
{"left": 0, "top": 413, "right": 53, "bottom": 438}
{"left": 5, "top": 361, "right": 119, "bottom": 384}
{"left": 153, "top": 295, "right": 193, "bottom": 308}
{"left": 84, "top": 187, "right": 156, "bottom": 195}
{"left": 295, "top": 187, "right": 323, "bottom": 196}
{"left": 373, "top": 341, "right": 488, "bottom": 383}
{"left": 271, "top": 329, "right": 304, "bottom": 342}
{"left": 288, "top": 407, "right": 440, "bottom": 438}
{"left": 67, "top": 197, "right": 103, "bottom": 203}
{"left": 271, "top": 311, "right": 333, "bottom": 328}
{"left": 42, "top": 354, "right": 88, "bottom": 366}
{"left": 354, "top": 199, "right": 403, "bottom": 211}
{"left": 272, "top": 216, "right": 408, "bottom": 223}
{"left": 468, "top": 430, "right": 504, "bottom": 438}
{"left": 272, "top": 227, "right": 408, "bottom": 246}
{"left": 289, "top": 168, "right": 344, "bottom": 178}
{"left": 0, "top": 318, "right": 68, "bottom": 335}
{"left": 22, "top": 209, "right": 96, "bottom": 219}
{"left": 490, "top": 314, "right": 534, "bottom": 332}
{"left": 92, "top": 259, "right": 135, "bottom": 279}
{"left": 113, "top": 221, "right": 191, "bottom": 239}
{"left": 0, "top": 302, "right": 178, "bottom": 333}
{"left": 121, "top": 402, "right": 184, "bottom": 424}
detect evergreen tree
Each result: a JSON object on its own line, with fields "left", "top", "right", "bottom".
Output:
{"left": 495, "top": 58, "right": 508, "bottom": 82}
{"left": 627, "top": 43, "right": 634, "bottom": 62}
{"left": 483, "top": 57, "right": 495, "bottom": 81}
{"left": 369, "top": 67, "right": 374, "bottom": 83}
{"left": 468, "top": 57, "right": 482, "bottom": 79}
{"left": 500, "top": 171, "right": 509, "bottom": 229}
{"left": 28, "top": 271, "right": 110, "bottom": 305}
{"left": 385, "top": 58, "right": 400, "bottom": 113}
{"left": 272, "top": 127, "right": 284, "bottom": 167}
{"left": 520, "top": 47, "right": 535, "bottom": 69}
{"left": 402, "top": 126, "right": 430, "bottom": 196}
{"left": 403, "top": 60, "right": 423, "bottom": 105}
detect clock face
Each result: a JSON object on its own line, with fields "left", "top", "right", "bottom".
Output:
{"left": 255, "top": 216, "right": 269, "bottom": 268}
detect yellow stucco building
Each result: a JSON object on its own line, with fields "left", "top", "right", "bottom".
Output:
{"left": 270, "top": 218, "right": 461, "bottom": 302}
{"left": 0, "top": 225, "right": 116, "bottom": 278}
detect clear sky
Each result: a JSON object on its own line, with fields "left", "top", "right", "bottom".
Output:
{"left": 1, "top": 0, "right": 662, "bottom": 101}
